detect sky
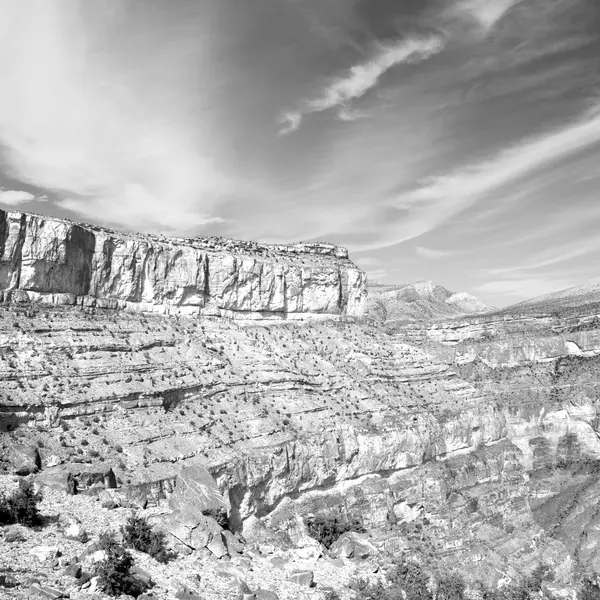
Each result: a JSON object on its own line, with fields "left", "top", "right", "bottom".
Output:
{"left": 0, "top": 0, "right": 599, "bottom": 307}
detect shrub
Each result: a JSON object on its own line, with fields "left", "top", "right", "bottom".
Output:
{"left": 122, "top": 514, "right": 174, "bottom": 563}
{"left": 387, "top": 560, "right": 432, "bottom": 600}
{"left": 95, "top": 533, "right": 148, "bottom": 597}
{"left": 0, "top": 479, "right": 42, "bottom": 526}
{"left": 436, "top": 573, "right": 466, "bottom": 600}
{"left": 305, "top": 514, "right": 366, "bottom": 549}
{"left": 581, "top": 579, "right": 600, "bottom": 600}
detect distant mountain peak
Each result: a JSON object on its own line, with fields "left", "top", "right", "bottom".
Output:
{"left": 366, "top": 280, "right": 494, "bottom": 323}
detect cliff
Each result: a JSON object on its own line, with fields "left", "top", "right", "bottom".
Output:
{"left": 0, "top": 210, "right": 366, "bottom": 319}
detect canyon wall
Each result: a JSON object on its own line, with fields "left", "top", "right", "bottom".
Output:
{"left": 0, "top": 210, "right": 366, "bottom": 319}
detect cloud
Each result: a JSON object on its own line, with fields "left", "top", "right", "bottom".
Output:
{"left": 475, "top": 277, "right": 577, "bottom": 300}
{"left": 484, "top": 239, "right": 600, "bottom": 277}
{"left": 0, "top": 190, "right": 36, "bottom": 206}
{"left": 0, "top": 0, "right": 230, "bottom": 233}
{"left": 453, "top": 0, "right": 522, "bottom": 33}
{"left": 389, "top": 105, "right": 600, "bottom": 245}
{"left": 416, "top": 246, "right": 448, "bottom": 259}
{"left": 279, "top": 35, "right": 444, "bottom": 133}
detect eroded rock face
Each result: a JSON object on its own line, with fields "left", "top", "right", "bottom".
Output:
{"left": 0, "top": 210, "right": 366, "bottom": 319}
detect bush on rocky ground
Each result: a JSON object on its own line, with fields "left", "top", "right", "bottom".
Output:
{"left": 95, "top": 532, "right": 150, "bottom": 597}
{"left": 305, "top": 514, "right": 366, "bottom": 549}
{"left": 0, "top": 478, "right": 42, "bottom": 526}
{"left": 350, "top": 559, "right": 433, "bottom": 600}
{"left": 122, "top": 514, "right": 175, "bottom": 563}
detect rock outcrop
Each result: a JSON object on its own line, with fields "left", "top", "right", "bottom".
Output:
{"left": 0, "top": 210, "right": 366, "bottom": 319}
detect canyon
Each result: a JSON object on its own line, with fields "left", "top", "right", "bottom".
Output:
{"left": 1, "top": 212, "right": 599, "bottom": 599}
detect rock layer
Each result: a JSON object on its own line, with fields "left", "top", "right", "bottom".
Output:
{"left": 0, "top": 210, "right": 366, "bottom": 319}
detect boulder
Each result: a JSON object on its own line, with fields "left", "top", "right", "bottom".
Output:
{"left": 99, "top": 489, "right": 119, "bottom": 509}
{"left": 222, "top": 530, "right": 244, "bottom": 555}
{"left": 29, "top": 546, "right": 60, "bottom": 562}
{"left": 287, "top": 570, "right": 314, "bottom": 588}
{"left": 207, "top": 535, "right": 229, "bottom": 559}
{"left": 74, "top": 466, "right": 117, "bottom": 489}
{"left": 64, "top": 563, "right": 82, "bottom": 579}
{"left": 216, "top": 570, "right": 252, "bottom": 594}
{"left": 131, "top": 565, "right": 154, "bottom": 588}
{"left": 162, "top": 509, "right": 224, "bottom": 551}
{"left": 175, "top": 587, "right": 203, "bottom": 600}
{"left": 253, "top": 590, "right": 280, "bottom": 600}
{"left": 329, "top": 532, "right": 378, "bottom": 560}
{"left": 8, "top": 445, "right": 41, "bottom": 475}
{"left": 35, "top": 468, "right": 77, "bottom": 494}
{"left": 28, "top": 585, "right": 64, "bottom": 599}
{"left": 168, "top": 462, "right": 226, "bottom": 514}
{"left": 62, "top": 515, "right": 87, "bottom": 541}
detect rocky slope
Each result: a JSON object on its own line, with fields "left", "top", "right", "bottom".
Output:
{"left": 0, "top": 210, "right": 366, "bottom": 319}
{"left": 392, "top": 299, "right": 600, "bottom": 581}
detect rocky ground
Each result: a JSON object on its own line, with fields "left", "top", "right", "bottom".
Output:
{"left": 3, "top": 295, "right": 600, "bottom": 598}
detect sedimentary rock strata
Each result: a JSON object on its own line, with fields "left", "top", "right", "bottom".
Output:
{"left": 0, "top": 210, "right": 366, "bottom": 319}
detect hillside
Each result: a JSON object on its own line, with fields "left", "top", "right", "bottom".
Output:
{"left": 505, "top": 283, "right": 600, "bottom": 314}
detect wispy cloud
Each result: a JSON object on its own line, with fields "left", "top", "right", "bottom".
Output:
{"left": 450, "top": 0, "right": 522, "bottom": 34}
{"left": 475, "top": 277, "right": 578, "bottom": 300}
{"left": 484, "top": 239, "right": 600, "bottom": 277}
{"left": 416, "top": 246, "right": 449, "bottom": 259}
{"left": 279, "top": 35, "right": 444, "bottom": 134}
{"left": 390, "top": 105, "right": 600, "bottom": 244}
{"left": 0, "top": 190, "right": 36, "bottom": 206}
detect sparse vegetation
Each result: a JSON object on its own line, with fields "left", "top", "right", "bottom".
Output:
{"left": 122, "top": 514, "right": 174, "bottom": 563}
{"left": 0, "top": 479, "right": 42, "bottom": 526}
{"left": 95, "top": 533, "right": 149, "bottom": 597}
{"left": 305, "top": 514, "right": 366, "bottom": 549}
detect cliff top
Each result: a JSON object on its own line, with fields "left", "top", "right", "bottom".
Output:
{"left": 4, "top": 209, "right": 350, "bottom": 260}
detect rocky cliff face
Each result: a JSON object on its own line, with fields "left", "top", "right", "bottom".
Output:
{"left": 0, "top": 210, "right": 366, "bottom": 319}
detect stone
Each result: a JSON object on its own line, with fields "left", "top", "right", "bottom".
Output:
{"left": 329, "top": 532, "right": 378, "bottom": 560}
{"left": 222, "top": 530, "right": 244, "bottom": 555}
{"left": 64, "top": 563, "right": 82, "bottom": 579}
{"left": 207, "top": 535, "right": 229, "bottom": 559}
{"left": 28, "top": 584, "right": 64, "bottom": 599}
{"left": 168, "top": 462, "right": 226, "bottom": 515}
{"left": 4, "top": 529, "right": 24, "bottom": 543}
{"left": 216, "top": 570, "right": 252, "bottom": 594}
{"left": 175, "top": 587, "right": 203, "bottom": 600}
{"left": 64, "top": 520, "right": 87, "bottom": 541}
{"left": 253, "top": 590, "right": 280, "bottom": 600}
{"left": 98, "top": 490, "right": 119, "bottom": 509}
{"left": 287, "top": 570, "right": 314, "bottom": 588}
{"left": 8, "top": 444, "right": 41, "bottom": 475}
{"left": 36, "top": 468, "right": 77, "bottom": 495}
{"left": 162, "top": 509, "right": 223, "bottom": 551}
{"left": 29, "top": 546, "right": 60, "bottom": 562}
{"left": 131, "top": 566, "right": 154, "bottom": 588}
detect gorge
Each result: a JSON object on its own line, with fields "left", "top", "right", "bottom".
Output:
{"left": 1, "top": 212, "right": 599, "bottom": 599}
